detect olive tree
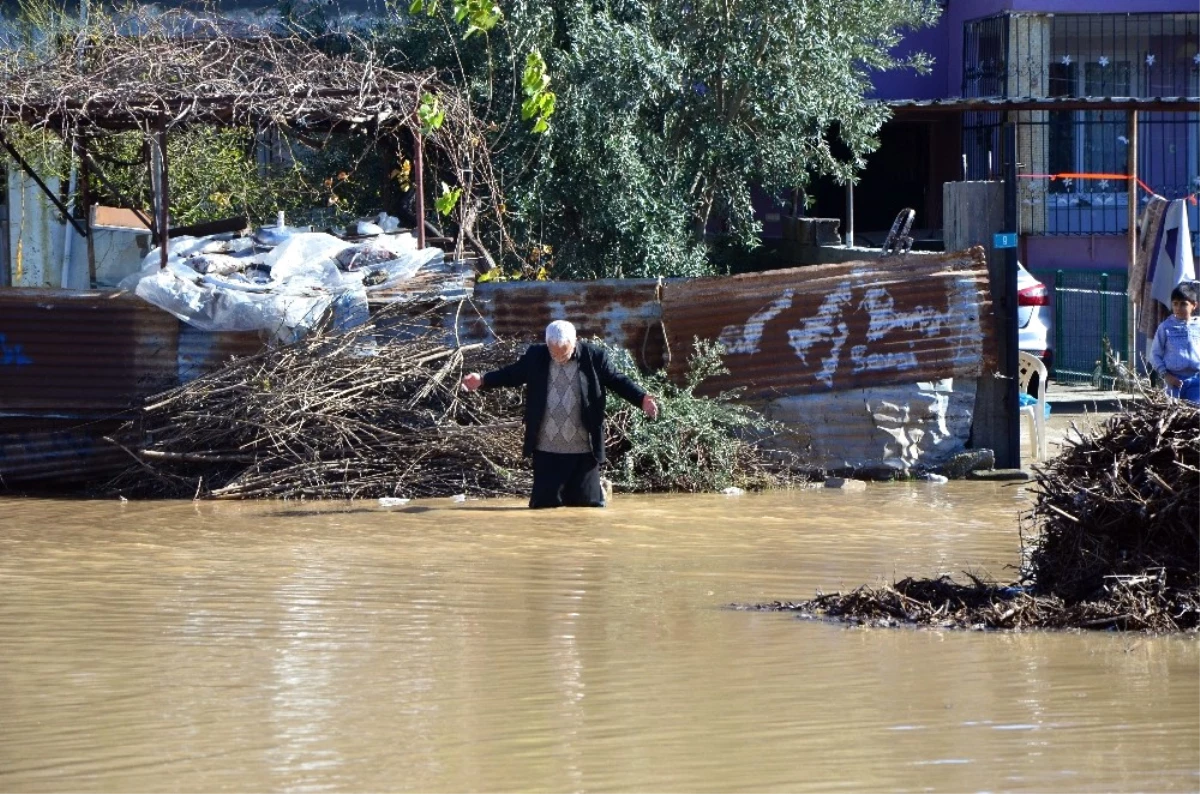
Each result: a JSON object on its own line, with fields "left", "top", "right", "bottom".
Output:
{"left": 376, "top": 0, "right": 938, "bottom": 278}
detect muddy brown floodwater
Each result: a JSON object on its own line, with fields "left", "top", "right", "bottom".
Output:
{"left": 1, "top": 485, "right": 1196, "bottom": 793}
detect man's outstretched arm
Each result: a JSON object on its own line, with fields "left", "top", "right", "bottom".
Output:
{"left": 461, "top": 347, "right": 536, "bottom": 392}
{"left": 593, "top": 347, "right": 658, "bottom": 419}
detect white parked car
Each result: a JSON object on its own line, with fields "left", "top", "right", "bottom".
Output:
{"left": 1017, "top": 261, "right": 1053, "bottom": 378}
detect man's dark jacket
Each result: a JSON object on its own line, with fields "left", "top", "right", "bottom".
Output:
{"left": 481, "top": 341, "right": 647, "bottom": 463}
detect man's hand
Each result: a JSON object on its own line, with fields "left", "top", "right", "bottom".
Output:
{"left": 641, "top": 394, "right": 659, "bottom": 420}
{"left": 462, "top": 373, "right": 483, "bottom": 392}
{"left": 1165, "top": 373, "right": 1183, "bottom": 389}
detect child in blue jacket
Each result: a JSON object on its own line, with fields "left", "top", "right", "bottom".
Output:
{"left": 1150, "top": 282, "right": 1200, "bottom": 403}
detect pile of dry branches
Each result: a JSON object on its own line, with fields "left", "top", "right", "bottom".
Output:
{"left": 745, "top": 394, "right": 1199, "bottom": 633}
{"left": 1024, "top": 392, "right": 1199, "bottom": 601}
{"left": 98, "top": 301, "right": 812, "bottom": 500}
{"left": 101, "top": 306, "right": 530, "bottom": 500}
{"left": 745, "top": 571, "right": 1199, "bottom": 632}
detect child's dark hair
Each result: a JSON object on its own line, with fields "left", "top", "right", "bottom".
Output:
{"left": 1171, "top": 282, "right": 1199, "bottom": 304}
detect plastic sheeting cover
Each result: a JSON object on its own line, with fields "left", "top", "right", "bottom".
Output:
{"left": 123, "top": 227, "right": 444, "bottom": 343}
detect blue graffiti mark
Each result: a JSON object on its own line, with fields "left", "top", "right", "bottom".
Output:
{"left": 0, "top": 333, "right": 33, "bottom": 367}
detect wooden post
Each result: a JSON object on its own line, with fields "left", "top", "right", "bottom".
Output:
{"left": 945, "top": 178, "right": 1015, "bottom": 466}
{"left": 156, "top": 127, "right": 169, "bottom": 269}
{"left": 1127, "top": 110, "right": 1138, "bottom": 372}
{"left": 78, "top": 136, "right": 97, "bottom": 287}
{"left": 414, "top": 130, "right": 425, "bottom": 250}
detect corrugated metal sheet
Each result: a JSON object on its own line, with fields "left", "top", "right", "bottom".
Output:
{"left": 465, "top": 279, "right": 666, "bottom": 370}
{"left": 1, "top": 289, "right": 178, "bottom": 419}
{"left": 0, "top": 289, "right": 264, "bottom": 420}
{"left": 2, "top": 250, "right": 996, "bottom": 483}
{"left": 0, "top": 258, "right": 478, "bottom": 484}
{"left": 0, "top": 288, "right": 263, "bottom": 484}
{"left": 661, "top": 248, "right": 995, "bottom": 398}
{"left": 0, "top": 422, "right": 130, "bottom": 483}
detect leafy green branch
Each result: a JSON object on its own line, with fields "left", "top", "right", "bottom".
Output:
{"left": 598, "top": 338, "right": 799, "bottom": 493}
{"left": 407, "top": 0, "right": 503, "bottom": 39}
{"left": 520, "top": 50, "right": 555, "bottom": 135}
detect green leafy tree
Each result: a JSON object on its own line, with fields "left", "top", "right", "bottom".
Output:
{"left": 375, "top": 0, "right": 938, "bottom": 279}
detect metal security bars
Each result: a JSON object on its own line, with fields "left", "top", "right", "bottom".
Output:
{"left": 963, "top": 113, "right": 1199, "bottom": 250}
{"left": 962, "top": 15, "right": 1008, "bottom": 98}
{"left": 961, "top": 12, "right": 1200, "bottom": 249}
{"left": 962, "top": 12, "right": 1200, "bottom": 99}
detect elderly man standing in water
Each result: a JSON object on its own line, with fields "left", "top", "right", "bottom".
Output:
{"left": 461, "top": 320, "right": 659, "bottom": 508}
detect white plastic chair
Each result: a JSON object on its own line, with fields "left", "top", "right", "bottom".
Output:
{"left": 1018, "top": 351, "right": 1049, "bottom": 461}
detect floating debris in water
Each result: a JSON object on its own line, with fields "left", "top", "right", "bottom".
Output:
{"left": 741, "top": 393, "right": 1199, "bottom": 633}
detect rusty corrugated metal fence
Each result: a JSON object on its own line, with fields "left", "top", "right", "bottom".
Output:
{"left": 1, "top": 249, "right": 995, "bottom": 485}
{"left": 662, "top": 248, "right": 994, "bottom": 397}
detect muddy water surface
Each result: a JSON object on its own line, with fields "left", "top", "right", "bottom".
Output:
{"left": 1, "top": 484, "right": 1196, "bottom": 792}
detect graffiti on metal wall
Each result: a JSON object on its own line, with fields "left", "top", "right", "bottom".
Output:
{"left": 723, "top": 279, "right": 970, "bottom": 388}
{"left": 0, "top": 334, "right": 32, "bottom": 366}
{"left": 664, "top": 249, "right": 994, "bottom": 397}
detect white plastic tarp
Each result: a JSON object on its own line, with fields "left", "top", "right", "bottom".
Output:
{"left": 123, "top": 227, "right": 444, "bottom": 344}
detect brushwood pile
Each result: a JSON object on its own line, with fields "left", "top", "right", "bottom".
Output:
{"left": 747, "top": 393, "right": 1199, "bottom": 632}
{"left": 99, "top": 307, "right": 799, "bottom": 500}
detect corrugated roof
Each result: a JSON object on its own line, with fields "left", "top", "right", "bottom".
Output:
{"left": 661, "top": 249, "right": 995, "bottom": 398}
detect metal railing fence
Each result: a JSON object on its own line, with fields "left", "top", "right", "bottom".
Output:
{"left": 1035, "top": 269, "right": 1129, "bottom": 386}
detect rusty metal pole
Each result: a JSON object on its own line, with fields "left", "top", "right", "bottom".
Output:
{"left": 143, "top": 137, "right": 159, "bottom": 245}
{"left": 157, "top": 127, "right": 169, "bottom": 269}
{"left": 1127, "top": 110, "right": 1139, "bottom": 372}
{"left": 77, "top": 136, "right": 97, "bottom": 286}
{"left": 414, "top": 130, "right": 425, "bottom": 250}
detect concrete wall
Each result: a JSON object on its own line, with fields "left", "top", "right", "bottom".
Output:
{"left": 1024, "top": 234, "right": 1129, "bottom": 273}
{"left": 91, "top": 229, "right": 150, "bottom": 288}
{"left": 765, "top": 379, "right": 976, "bottom": 472}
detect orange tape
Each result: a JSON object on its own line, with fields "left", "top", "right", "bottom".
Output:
{"left": 1018, "top": 171, "right": 1198, "bottom": 203}
{"left": 1018, "top": 172, "right": 1132, "bottom": 180}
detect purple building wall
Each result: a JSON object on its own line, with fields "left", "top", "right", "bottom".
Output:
{"left": 947, "top": 0, "right": 1198, "bottom": 98}
{"left": 868, "top": 0, "right": 1198, "bottom": 276}
{"left": 870, "top": 22, "right": 951, "bottom": 101}
{"left": 1026, "top": 235, "right": 1128, "bottom": 272}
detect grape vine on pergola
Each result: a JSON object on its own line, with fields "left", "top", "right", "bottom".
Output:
{"left": 0, "top": 9, "right": 501, "bottom": 274}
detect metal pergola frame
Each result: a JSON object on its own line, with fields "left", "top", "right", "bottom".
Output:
{"left": 0, "top": 21, "right": 487, "bottom": 284}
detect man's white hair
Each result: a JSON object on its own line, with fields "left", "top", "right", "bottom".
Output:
{"left": 545, "top": 320, "right": 577, "bottom": 345}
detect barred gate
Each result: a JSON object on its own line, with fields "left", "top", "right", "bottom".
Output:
{"left": 1033, "top": 269, "right": 1129, "bottom": 386}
